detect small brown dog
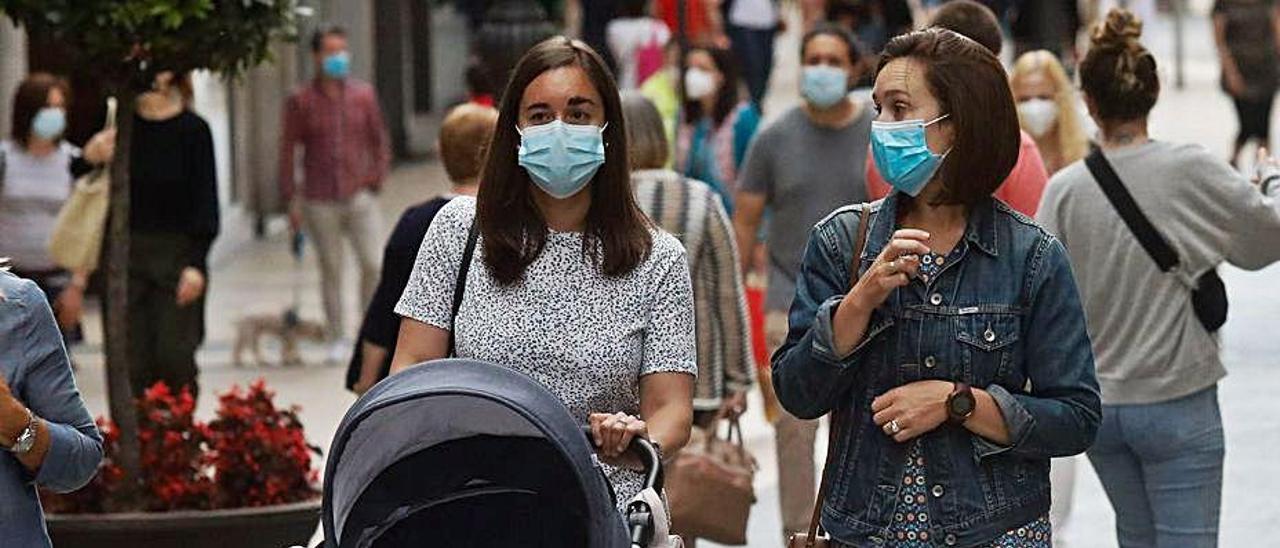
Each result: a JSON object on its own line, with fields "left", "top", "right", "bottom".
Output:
{"left": 232, "top": 313, "right": 327, "bottom": 367}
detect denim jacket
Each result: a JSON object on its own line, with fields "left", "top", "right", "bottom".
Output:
{"left": 772, "top": 195, "right": 1101, "bottom": 547}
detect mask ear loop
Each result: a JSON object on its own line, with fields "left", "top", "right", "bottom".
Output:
{"left": 924, "top": 114, "right": 953, "bottom": 158}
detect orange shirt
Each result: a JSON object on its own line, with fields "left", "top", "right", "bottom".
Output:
{"left": 865, "top": 130, "right": 1049, "bottom": 217}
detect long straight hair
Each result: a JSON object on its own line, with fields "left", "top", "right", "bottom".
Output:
{"left": 477, "top": 36, "right": 653, "bottom": 286}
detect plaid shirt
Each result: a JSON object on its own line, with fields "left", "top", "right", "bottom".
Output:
{"left": 633, "top": 169, "right": 755, "bottom": 410}
{"left": 279, "top": 79, "right": 390, "bottom": 203}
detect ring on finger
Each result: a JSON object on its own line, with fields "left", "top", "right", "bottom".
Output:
{"left": 888, "top": 419, "right": 902, "bottom": 435}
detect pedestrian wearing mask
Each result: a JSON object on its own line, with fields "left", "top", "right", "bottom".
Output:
{"left": 1037, "top": 9, "right": 1280, "bottom": 547}
{"left": 1010, "top": 50, "right": 1091, "bottom": 176}
{"left": 127, "top": 70, "right": 219, "bottom": 398}
{"left": 677, "top": 46, "right": 761, "bottom": 215}
{"left": 392, "top": 37, "right": 696, "bottom": 511}
{"left": 625, "top": 92, "right": 754, "bottom": 425}
{"left": 773, "top": 27, "right": 1101, "bottom": 547}
{"left": 279, "top": 25, "right": 391, "bottom": 363}
{"left": 0, "top": 74, "right": 114, "bottom": 343}
{"left": 730, "top": 24, "right": 875, "bottom": 540}
{"left": 866, "top": 0, "right": 1051, "bottom": 217}
{"left": 1213, "top": 0, "right": 1280, "bottom": 168}
{"left": 1009, "top": 48, "right": 1092, "bottom": 546}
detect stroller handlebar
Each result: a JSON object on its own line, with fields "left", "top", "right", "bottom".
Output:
{"left": 579, "top": 426, "right": 664, "bottom": 492}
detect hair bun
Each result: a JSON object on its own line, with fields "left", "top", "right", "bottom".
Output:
{"left": 1092, "top": 8, "right": 1143, "bottom": 50}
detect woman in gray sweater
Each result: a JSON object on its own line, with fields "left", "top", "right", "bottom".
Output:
{"left": 1037, "top": 9, "right": 1280, "bottom": 547}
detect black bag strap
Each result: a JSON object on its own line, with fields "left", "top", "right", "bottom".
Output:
{"left": 1084, "top": 147, "right": 1180, "bottom": 273}
{"left": 448, "top": 218, "right": 479, "bottom": 357}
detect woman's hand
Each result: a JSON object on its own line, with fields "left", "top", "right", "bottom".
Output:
{"left": 589, "top": 412, "right": 648, "bottom": 469}
{"left": 718, "top": 390, "right": 748, "bottom": 420}
{"left": 1225, "top": 67, "right": 1247, "bottom": 98}
{"left": 54, "top": 285, "right": 84, "bottom": 330}
{"left": 832, "top": 229, "right": 930, "bottom": 355}
{"left": 871, "top": 380, "right": 953, "bottom": 443}
{"left": 83, "top": 128, "right": 116, "bottom": 165}
{"left": 175, "top": 267, "right": 206, "bottom": 306}
{"left": 847, "top": 229, "right": 930, "bottom": 311}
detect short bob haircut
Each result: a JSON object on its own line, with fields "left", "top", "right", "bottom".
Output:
{"left": 439, "top": 102, "right": 498, "bottom": 183}
{"left": 10, "top": 73, "right": 71, "bottom": 147}
{"left": 878, "top": 28, "right": 1020, "bottom": 206}
{"left": 477, "top": 36, "right": 652, "bottom": 286}
{"left": 621, "top": 92, "right": 669, "bottom": 171}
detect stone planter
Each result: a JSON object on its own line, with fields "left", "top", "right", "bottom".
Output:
{"left": 47, "top": 498, "right": 322, "bottom": 548}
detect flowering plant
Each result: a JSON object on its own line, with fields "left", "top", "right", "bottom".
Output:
{"left": 41, "top": 380, "right": 319, "bottom": 513}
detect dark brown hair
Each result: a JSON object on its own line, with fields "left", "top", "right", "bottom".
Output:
{"left": 477, "top": 36, "right": 652, "bottom": 286}
{"left": 682, "top": 46, "right": 742, "bottom": 127}
{"left": 10, "top": 73, "right": 70, "bottom": 146}
{"left": 311, "top": 24, "right": 347, "bottom": 53}
{"left": 439, "top": 103, "right": 498, "bottom": 183}
{"left": 878, "top": 28, "right": 1020, "bottom": 206}
{"left": 930, "top": 0, "right": 1003, "bottom": 55}
{"left": 800, "top": 23, "right": 862, "bottom": 65}
{"left": 1080, "top": 8, "right": 1158, "bottom": 123}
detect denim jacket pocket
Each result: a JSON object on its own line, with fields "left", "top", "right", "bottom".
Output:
{"left": 954, "top": 313, "right": 1021, "bottom": 387}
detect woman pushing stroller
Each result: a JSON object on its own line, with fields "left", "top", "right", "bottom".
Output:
{"left": 391, "top": 36, "right": 697, "bottom": 508}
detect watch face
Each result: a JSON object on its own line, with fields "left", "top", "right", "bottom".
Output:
{"left": 951, "top": 393, "right": 976, "bottom": 417}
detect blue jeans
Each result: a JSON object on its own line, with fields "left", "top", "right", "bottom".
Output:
{"left": 1087, "top": 386, "right": 1224, "bottom": 548}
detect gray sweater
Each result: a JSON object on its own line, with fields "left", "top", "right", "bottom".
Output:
{"left": 1037, "top": 140, "right": 1280, "bottom": 405}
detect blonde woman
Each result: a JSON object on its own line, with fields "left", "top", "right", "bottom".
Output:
{"left": 1010, "top": 50, "right": 1091, "bottom": 176}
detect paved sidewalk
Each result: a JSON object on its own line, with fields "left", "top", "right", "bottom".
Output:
{"left": 63, "top": 6, "right": 1280, "bottom": 547}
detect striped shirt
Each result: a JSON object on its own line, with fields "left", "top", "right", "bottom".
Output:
{"left": 632, "top": 169, "right": 755, "bottom": 410}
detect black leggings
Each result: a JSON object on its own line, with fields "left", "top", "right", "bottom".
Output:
{"left": 1233, "top": 95, "right": 1275, "bottom": 144}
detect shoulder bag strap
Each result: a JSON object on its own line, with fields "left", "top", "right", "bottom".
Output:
{"left": 1084, "top": 147, "right": 1180, "bottom": 272}
{"left": 448, "top": 218, "right": 479, "bottom": 357}
{"left": 803, "top": 204, "right": 872, "bottom": 545}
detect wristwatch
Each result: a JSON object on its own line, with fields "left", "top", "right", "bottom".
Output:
{"left": 946, "top": 382, "right": 976, "bottom": 425}
{"left": 6, "top": 408, "right": 37, "bottom": 454}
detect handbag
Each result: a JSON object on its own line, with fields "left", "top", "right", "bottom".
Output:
{"left": 666, "top": 416, "right": 757, "bottom": 545}
{"left": 1083, "top": 148, "right": 1228, "bottom": 332}
{"left": 48, "top": 98, "right": 116, "bottom": 273}
{"left": 787, "top": 204, "right": 871, "bottom": 548}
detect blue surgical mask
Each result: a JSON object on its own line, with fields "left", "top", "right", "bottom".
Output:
{"left": 870, "top": 114, "right": 951, "bottom": 197}
{"left": 322, "top": 51, "right": 351, "bottom": 79}
{"left": 517, "top": 120, "right": 607, "bottom": 199}
{"left": 32, "top": 107, "right": 66, "bottom": 141}
{"left": 801, "top": 65, "right": 849, "bottom": 109}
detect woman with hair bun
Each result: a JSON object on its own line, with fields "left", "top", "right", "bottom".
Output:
{"left": 1038, "top": 9, "right": 1280, "bottom": 546}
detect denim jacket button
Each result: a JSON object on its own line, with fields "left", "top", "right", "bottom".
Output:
{"left": 929, "top": 293, "right": 943, "bottom": 306}
{"left": 944, "top": 533, "right": 957, "bottom": 545}
{"left": 924, "top": 356, "right": 937, "bottom": 368}
{"left": 931, "top": 484, "right": 944, "bottom": 498}
{"left": 984, "top": 328, "right": 997, "bottom": 342}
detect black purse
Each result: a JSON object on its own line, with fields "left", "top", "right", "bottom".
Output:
{"left": 1084, "top": 148, "right": 1228, "bottom": 332}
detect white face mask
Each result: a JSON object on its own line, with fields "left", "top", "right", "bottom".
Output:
{"left": 684, "top": 67, "right": 718, "bottom": 100}
{"left": 1017, "top": 98, "right": 1059, "bottom": 138}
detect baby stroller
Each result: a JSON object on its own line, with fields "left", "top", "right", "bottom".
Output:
{"left": 321, "top": 359, "right": 679, "bottom": 548}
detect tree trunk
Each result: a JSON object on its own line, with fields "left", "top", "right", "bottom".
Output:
{"left": 104, "top": 92, "right": 141, "bottom": 509}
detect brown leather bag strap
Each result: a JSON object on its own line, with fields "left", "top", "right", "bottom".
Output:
{"left": 803, "top": 204, "right": 872, "bottom": 546}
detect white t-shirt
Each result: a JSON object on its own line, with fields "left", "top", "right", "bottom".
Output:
{"left": 606, "top": 17, "right": 672, "bottom": 90}
{"left": 395, "top": 196, "right": 697, "bottom": 506}
{"left": 0, "top": 140, "right": 77, "bottom": 271}
{"left": 729, "top": 0, "right": 779, "bottom": 29}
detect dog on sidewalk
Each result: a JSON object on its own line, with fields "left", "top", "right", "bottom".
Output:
{"left": 232, "top": 313, "right": 327, "bottom": 367}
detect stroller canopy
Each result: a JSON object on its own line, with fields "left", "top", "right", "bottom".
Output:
{"left": 322, "top": 359, "right": 630, "bottom": 547}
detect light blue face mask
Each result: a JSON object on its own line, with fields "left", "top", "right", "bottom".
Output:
{"left": 870, "top": 114, "right": 951, "bottom": 197}
{"left": 32, "top": 107, "right": 66, "bottom": 141}
{"left": 801, "top": 65, "right": 849, "bottom": 109}
{"left": 517, "top": 119, "right": 607, "bottom": 199}
{"left": 322, "top": 51, "right": 351, "bottom": 79}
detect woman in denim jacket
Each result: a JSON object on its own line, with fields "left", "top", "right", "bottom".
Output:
{"left": 772, "top": 28, "right": 1101, "bottom": 547}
